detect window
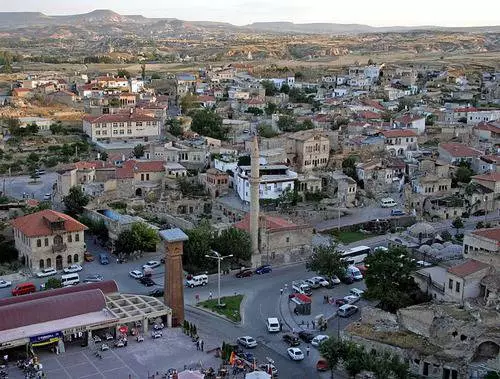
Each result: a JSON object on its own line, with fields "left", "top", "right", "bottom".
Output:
{"left": 127, "top": 129, "right": 132, "bottom": 134}
{"left": 74, "top": 254, "right": 79, "bottom": 263}
{"left": 113, "top": 129, "right": 118, "bottom": 134}
{"left": 68, "top": 234, "right": 72, "bottom": 243}
{"left": 102, "top": 130, "right": 107, "bottom": 135}
{"left": 286, "top": 237, "right": 290, "bottom": 243}
{"left": 44, "top": 238, "right": 49, "bottom": 246}
{"left": 75, "top": 233, "right": 80, "bottom": 242}
{"left": 119, "top": 129, "right": 125, "bottom": 134}
{"left": 96, "top": 131, "right": 101, "bottom": 135}
{"left": 455, "top": 281, "right": 460, "bottom": 293}
{"left": 37, "top": 239, "right": 41, "bottom": 247}
{"left": 136, "top": 122, "right": 143, "bottom": 126}
{"left": 113, "top": 122, "right": 118, "bottom": 128}
{"left": 449, "top": 279, "right": 453, "bottom": 290}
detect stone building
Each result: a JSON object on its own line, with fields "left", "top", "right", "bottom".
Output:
{"left": 322, "top": 171, "right": 357, "bottom": 205}
{"left": 11, "top": 210, "right": 87, "bottom": 271}
{"left": 463, "top": 227, "right": 500, "bottom": 268}
{"left": 286, "top": 130, "right": 330, "bottom": 173}
{"left": 200, "top": 168, "right": 229, "bottom": 198}
{"left": 235, "top": 213, "right": 312, "bottom": 265}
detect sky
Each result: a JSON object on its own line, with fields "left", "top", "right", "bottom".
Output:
{"left": 3, "top": 0, "right": 499, "bottom": 27}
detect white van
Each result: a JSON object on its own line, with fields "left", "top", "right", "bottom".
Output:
{"left": 380, "top": 198, "right": 397, "bottom": 208}
{"left": 266, "top": 317, "right": 280, "bottom": 333}
{"left": 186, "top": 274, "right": 208, "bottom": 288}
{"left": 61, "top": 273, "right": 80, "bottom": 286}
{"left": 346, "top": 266, "right": 363, "bottom": 281}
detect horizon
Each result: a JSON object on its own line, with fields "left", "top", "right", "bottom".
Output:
{"left": 1, "top": 0, "right": 499, "bottom": 28}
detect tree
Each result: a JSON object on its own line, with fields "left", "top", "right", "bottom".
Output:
{"left": 190, "top": 109, "right": 229, "bottom": 140}
{"left": 454, "top": 166, "right": 473, "bottom": 184}
{"left": 115, "top": 222, "right": 160, "bottom": 256}
{"left": 364, "top": 246, "right": 420, "bottom": 312}
{"left": 133, "top": 144, "right": 145, "bottom": 158}
{"left": 277, "top": 115, "right": 297, "bottom": 132}
{"left": 280, "top": 83, "right": 290, "bottom": 94}
{"left": 26, "top": 152, "right": 39, "bottom": 165}
{"left": 117, "top": 69, "right": 131, "bottom": 78}
{"left": 261, "top": 80, "right": 277, "bottom": 96}
{"left": 180, "top": 94, "right": 198, "bottom": 113}
{"left": 108, "top": 98, "right": 120, "bottom": 107}
{"left": 265, "top": 102, "right": 277, "bottom": 115}
{"left": 63, "top": 186, "right": 90, "bottom": 216}
{"left": 212, "top": 228, "right": 251, "bottom": 264}
{"left": 342, "top": 155, "right": 359, "bottom": 181}
{"left": 100, "top": 151, "right": 108, "bottom": 161}
{"left": 246, "top": 107, "right": 263, "bottom": 116}
{"left": 26, "top": 123, "right": 39, "bottom": 134}
{"left": 184, "top": 221, "right": 215, "bottom": 271}
{"left": 300, "top": 119, "right": 314, "bottom": 130}
{"left": 167, "top": 119, "right": 184, "bottom": 137}
{"left": 318, "top": 338, "right": 342, "bottom": 379}
{"left": 258, "top": 123, "right": 278, "bottom": 138}
{"left": 50, "top": 122, "right": 64, "bottom": 135}
{"left": 306, "top": 244, "right": 348, "bottom": 283}
{"left": 151, "top": 73, "right": 161, "bottom": 80}
{"left": 44, "top": 277, "right": 62, "bottom": 290}
{"left": 452, "top": 217, "right": 464, "bottom": 235}
{"left": 141, "top": 63, "right": 146, "bottom": 80}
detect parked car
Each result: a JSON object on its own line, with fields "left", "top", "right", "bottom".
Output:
{"left": 151, "top": 330, "right": 162, "bottom": 339}
{"left": 391, "top": 209, "right": 406, "bottom": 216}
{"left": 104, "top": 333, "right": 113, "bottom": 341}
{"left": 114, "top": 340, "right": 125, "bottom": 348}
{"left": 380, "top": 197, "right": 397, "bottom": 208}
{"left": 330, "top": 275, "right": 341, "bottom": 285}
{"left": 305, "top": 278, "right": 321, "bottom": 289}
{"left": 93, "top": 335, "right": 102, "bottom": 343}
{"left": 129, "top": 270, "right": 144, "bottom": 279}
{"left": 343, "top": 295, "right": 360, "bottom": 304}
{"left": 185, "top": 274, "right": 208, "bottom": 287}
{"left": 316, "top": 358, "right": 329, "bottom": 371}
{"left": 255, "top": 264, "right": 272, "bottom": 275}
{"left": 237, "top": 336, "right": 257, "bottom": 348}
{"left": 349, "top": 288, "right": 365, "bottom": 297}
{"left": 100, "top": 343, "right": 109, "bottom": 351}
{"left": 142, "top": 260, "right": 161, "bottom": 270}
{"left": 139, "top": 277, "right": 156, "bottom": 287}
{"left": 287, "top": 347, "right": 304, "bottom": 361}
{"left": 311, "top": 276, "right": 330, "bottom": 287}
{"left": 43, "top": 193, "right": 51, "bottom": 201}
{"left": 83, "top": 274, "right": 103, "bottom": 283}
{"left": 282, "top": 333, "right": 300, "bottom": 346}
{"left": 235, "top": 269, "right": 253, "bottom": 278}
{"left": 36, "top": 268, "right": 57, "bottom": 278}
{"left": 416, "top": 260, "right": 432, "bottom": 267}
{"left": 311, "top": 335, "right": 329, "bottom": 347}
{"left": 63, "top": 264, "right": 83, "bottom": 274}
{"left": 258, "top": 363, "right": 278, "bottom": 377}
{"left": 0, "top": 280, "right": 12, "bottom": 288}
{"left": 84, "top": 252, "right": 94, "bottom": 262}
{"left": 337, "top": 304, "right": 359, "bottom": 318}
{"left": 340, "top": 275, "right": 354, "bottom": 284}
{"left": 149, "top": 288, "right": 164, "bottom": 297}
{"left": 298, "top": 331, "right": 315, "bottom": 343}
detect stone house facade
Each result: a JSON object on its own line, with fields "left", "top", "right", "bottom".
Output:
{"left": 286, "top": 130, "right": 330, "bottom": 173}
{"left": 201, "top": 168, "right": 229, "bottom": 198}
{"left": 463, "top": 227, "right": 500, "bottom": 268}
{"left": 11, "top": 210, "right": 87, "bottom": 272}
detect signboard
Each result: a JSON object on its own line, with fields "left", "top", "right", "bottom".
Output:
{"left": 30, "top": 331, "right": 62, "bottom": 344}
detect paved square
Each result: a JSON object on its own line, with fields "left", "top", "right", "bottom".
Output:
{"left": 5, "top": 329, "right": 220, "bottom": 379}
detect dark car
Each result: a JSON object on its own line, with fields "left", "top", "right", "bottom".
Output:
{"left": 340, "top": 276, "right": 354, "bottom": 285}
{"left": 149, "top": 288, "right": 164, "bottom": 297}
{"left": 235, "top": 269, "right": 253, "bottom": 278}
{"left": 140, "top": 277, "right": 156, "bottom": 287}
{"left": 255, "top": 264, "right": 272, "bottom": 275}
{"left": 298, "top": 331, "right": 315, "bottom": 343}
{"left": 391, "top": 209, "right": 406, "bottom": 216}
{"left": 99, "top": 253, "right": 109, "bottom": 265}
{"left": 282, "top": 333, "right": 300, "bottom": 346}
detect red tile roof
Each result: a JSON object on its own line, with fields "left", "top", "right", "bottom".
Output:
{"left": 235, "top": 213, "right": 303, "bottom": 232}
{"left": 472, "top": 172, "right": 500, "bottom": 182}
{"left": 395, "top": 114, "right": 425, "bottom": 124}
{"left": 244, "top": 98, "right": 265, "bottom": 105}
{"left": 381, "top": 129, "right": 417, "bottom": 138}
{"left": 122, "top": 160, "right": 165, "bottom": 173}
{"left": 471, "top": 227, "right": 500, "bottom": 243}
{"left": 362, "top": 99, "right": 385, "bottom": 111}
{"left": 83, "top": 112, "right": 157, "bottom": 124}
{"left": 474, "top": 122, "right": 500, "bottom": 133}
{"left": 358, "top": 111, "right": 381, "bottom": 120}
{"left": 439, "top": 143, "right": 482, "bottom": 158}
{"left": 11, "top": 209, "right": 87, "bottom": 237}
{"left": 447, "top": 259, "right": 490, "bottom": 278}
{"left": 453, "top": 107, "right": 477, "bottom": 113}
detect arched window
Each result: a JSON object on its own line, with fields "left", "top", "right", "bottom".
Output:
{"left": 74, "top": 254, "right": 79, "bottom": 263}
{"left": 67, "top": 255, "right": 72, "bottom": 264}
{"left": 39, "top": 259, "right": 44, "bottom": 269}
{"left": 46, "top": 258, "right": 52, "bottom": 268}
{"left": 54, "top": 235, "right": 63, "bottom": 245}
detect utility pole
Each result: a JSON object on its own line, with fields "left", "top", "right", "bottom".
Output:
{"left": 205, "top": 250, "right": 233, "bottom": 307}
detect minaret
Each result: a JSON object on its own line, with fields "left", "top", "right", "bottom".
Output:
{"left": 249, "top": 135, "right": 260, "bottom": 267}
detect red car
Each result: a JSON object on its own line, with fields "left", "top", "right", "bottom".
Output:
{"left": 335, "top": 298, "right": 346, "bottom": 306}
{"left": 235, "top": 269, "right": 253, "bottom": 278}
{"left": 316, "top": 358, "right": 329, "bottom": 371}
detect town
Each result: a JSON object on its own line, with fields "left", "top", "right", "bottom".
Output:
{"left": 0, "top": 7, "right": 499, "bottom": 379}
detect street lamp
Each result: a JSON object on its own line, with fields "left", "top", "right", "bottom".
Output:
{"left": 205, "top": 250, "right": 233, "bottom": 307}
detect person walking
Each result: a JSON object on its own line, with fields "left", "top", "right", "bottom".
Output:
{"left": 312, "top": 320, "right": 315, "bottom": 329}
{"left": 284, "top": 283, "right": 288, "bottom": 292}
{"left": 196, "top": 340, "right": 200, "bottom": 350}
{"left": 306, "top": 321, "right": 310, "bottom": 329}
{"left": 280, "top": 288, "right": 283, "bottom": 296}
{"left": 201, "top": 340, "right": 204, "bottom": 352}
{"left": 209, "top": 291, "right": 213, "bottom": 300}
{"left": 306, "top": 346, "right": 310, "bottom": 357}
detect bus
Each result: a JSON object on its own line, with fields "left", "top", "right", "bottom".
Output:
{"left": 340, "top": 245, "right": 371, "bottom": 265}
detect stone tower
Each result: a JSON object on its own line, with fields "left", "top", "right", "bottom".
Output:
{"left": 159, "top": 228, "right": 189, "bottom": 326}
{"left": 249, "top": 135, "right": 261, "bottom": 267}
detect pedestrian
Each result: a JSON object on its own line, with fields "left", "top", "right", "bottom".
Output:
{"left": 209, "top": 291, "right": 213, "bottom": 300}
{"left": 306, "top": 321, "right": 310, "bottom": 329}
{"left": 306, "top": 346, "right": 310, "bottom": 357}
{"left": 196, "top": 340, "right": 200, "bottom": 350}
{"left": 279, "top": 321, "right": 283, "bottom": 331}
{"left": 3, "top": 353, "right": 7, "bottom": 365}
{"left": 323, "top": 295, "right": 327, "bottom": 304}
{"left": 280, "top": 288, "right": 283, "bottom": 296}
{"left": 195, "top": 294, "right": 200, "bottom": 302}
{"left": 201, "top": 340, "right": 204, "bottom": 352}
{"left": 312, "top": 320, "right": 315, "bottom": 329}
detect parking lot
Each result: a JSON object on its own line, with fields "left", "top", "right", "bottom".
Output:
{"left": 4, "top": 329, "right": 218, "bottom": 379}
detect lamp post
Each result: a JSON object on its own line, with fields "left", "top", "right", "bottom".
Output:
{"left": 205, "top": 250, "right": 233, "bottom": 307}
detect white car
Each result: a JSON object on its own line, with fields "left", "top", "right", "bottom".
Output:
{"left": 142, "top": 260, "right": 161, "bottom": 270}
{"left": 349, "top": 288, "right": 365, "bottom": 297}
{"left": 0, "top": 280, "right": 12, "bottom": 288}
{"left": 237, "top": 336, "right": 258, "bottom": 348}
{"left": 311, "top": 276, "right": 330, "bottom": 287}
{"left": 311, "top": 334, "right": 329, "bottom": 347}
{"left": 129, "top": 270, "right": 144, "bottom": 279}
{"left": 63, "top": 264, "right": 83, "bottom": 274}
{"left": 36, "top": 268, "right": 57, "bottom": 278}
{"left": 152, "top": 330, "right": 162, "bottom": 339}
{"left": 330, "top": 275, "right": 341, "bottom": 285}
{"left": 343, "top": 295, "right": 360, "bottom": 304}
{"left": 416, "top": 260, "right": 432, "bottom": 267}
{"left": 287, "top": 347, "right": 304, "bottom": 361}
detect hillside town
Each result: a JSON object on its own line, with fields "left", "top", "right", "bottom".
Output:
{"left": 0, "top": 46, "right": 499, "bottom": 379}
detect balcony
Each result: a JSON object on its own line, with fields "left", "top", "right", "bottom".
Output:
{"left": 52, "top": 243, "right": 67, "bottom": 253}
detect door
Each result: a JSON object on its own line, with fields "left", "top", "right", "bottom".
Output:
{"left": 56, "top": 255, "right": 63, "bottom": 271}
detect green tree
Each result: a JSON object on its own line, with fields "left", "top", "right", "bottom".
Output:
{"left": 246, "top": 107, "right": 263, "bottom": 116}
{"left": 190, "top": 109, "right": 229, "bottom": 140}
{"left": 280, "top": 83, "right": 290, "bottom": 94}
{"left": 261, "top": 80, "right": 277, "bottom": 96}
{"left": 212, "top": 228, "right": 251, "bottom": 264}
{"left": 342, "top": 155, "right": 359, "bottom": 181}
{"left": 115, "top": 222, "right": 160, "bottom": 256}
{"left": 277, "top": 115, "right": 297, "bottom": 132}
{"left": 26, "top": 123, "right": 39, "bottom": 134}
{"left": 108, "top": 98, "right": 120, "bottom": 107}
{"left": 184, "top": 221, "right": 215, "bottom": 271}
{"left": 306, "top": 244, "right": 348, "bottom": 283}
{"left": 237, "top": 155, "right": 251, "bottom": 166}
{"left": 300, "top": 119, "right": 314, "bottom": 130}
{"left": 100, "top": 151, "right": 108, "bottom": 161}
{"left": 258, "top": 123, "right": 278, "bottom": 138}
{"left": 167, "top": 119, "right": 184, "bottom": 137}
{"left": 289, "top": 87, "right": 308, "bottom": 103}
{"left": 484, "top": 372, "right": 500, "bottom": 379}
{"left": 117, "top": 69, "right": 131, "bottom": 78}
{"left": 133, "top": 144, "right": 145, "bottom": 158}
{"left": 364, "top": 247, "right": 420, "bottom": 312}
{"left": 265, "top": 102, "right": 277, "bottom": 115}
{"left": 318, "top": 338, "right": 342, "bottom": 379}
{"left": 452, "top": 217, "right": 464, "bottom": 235}
{"left": 63, "top": 186, "right": 90, "bottom": 216}
{"left": 180, "top": 93, "right": 198, "bottom": 113}
{"left": 453, "top": 166, "right": 473, "bottom": 184}
{"left": 50, "top": 122, "right": 64, "bottom": 135}
{"left": 44, "top": 277, "right": 62, "bottom": 290}
{"left": 151, "top": 73, "right": 161, "bottom": 80}
{"left": 26, "top": 152, "right": 39, "bottom": 165}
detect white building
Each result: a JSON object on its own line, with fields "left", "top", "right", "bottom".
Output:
{"left": 381, "top": 129, "right": 418, "bottom": 157}
{"left": 467, "top": 110, "right": 500, "bottom": 125}
{"left": 82, "top": 111, "right": 160, "bottom": 142}
{"left": 235, "top": 164, "right": 298, "bottom": 202}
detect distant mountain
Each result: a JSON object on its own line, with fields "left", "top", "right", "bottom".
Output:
{"left": 0, "top": 10, "right": 498, "bottom": 34}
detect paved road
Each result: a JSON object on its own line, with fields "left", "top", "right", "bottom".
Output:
{"left": 0, "top": 173, "right": 57, "bottom": 201}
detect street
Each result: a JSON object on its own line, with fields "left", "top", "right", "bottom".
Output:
{"left": 0, "top": 173, "right": 56, "bottom": 201}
